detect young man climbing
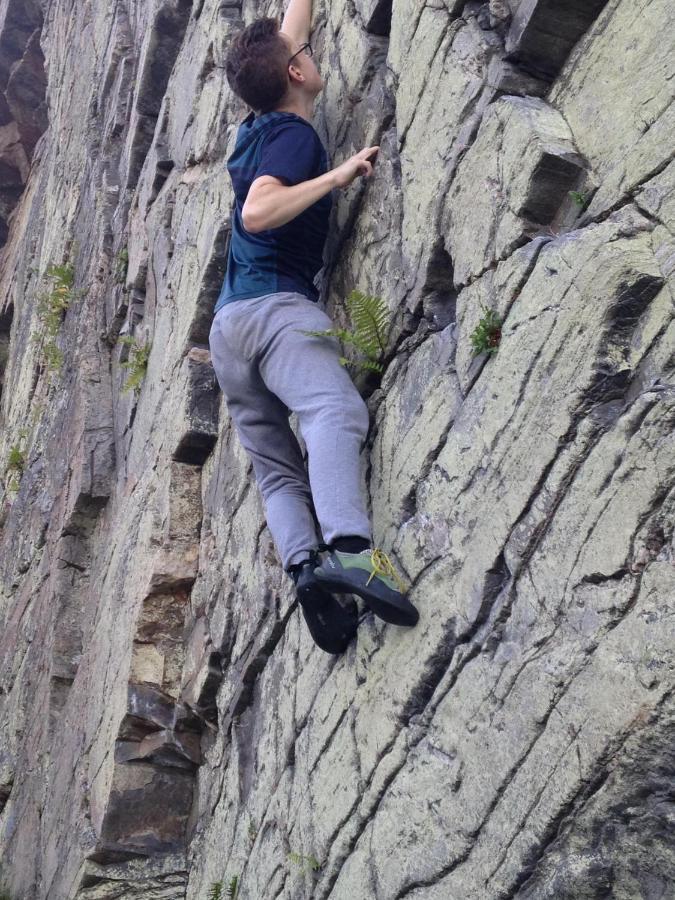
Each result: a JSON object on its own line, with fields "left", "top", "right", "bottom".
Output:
{"left": 208, "top": 3, "right": 419, "bottom": 654}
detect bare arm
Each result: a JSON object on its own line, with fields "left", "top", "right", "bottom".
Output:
{"left": 243, "top": 172, "right": 337, "bottom": 232}
{"left": 242, "top": 146, "right": 380, "bottom": 233}
{"left": 280, "top": 0, "right": 312, "bottom": 44}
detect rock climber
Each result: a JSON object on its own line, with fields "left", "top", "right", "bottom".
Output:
{"left": 207, "top": 1, "right": 419, "bottom": 654}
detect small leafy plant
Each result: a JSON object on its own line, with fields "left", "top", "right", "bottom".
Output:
{"left": 30, "top": 261, "right": 80, "bottom": 375}
{"left": 5, "top": 444, "right": 25, "bottom": 493}
{"left": 470, "top": 306, "right": 502, "bottom": 356}
{"left": 118, "top": 335, "right": 151, "bottom": 395}
{"left": 287, "top": 851, "right": 322, "bottom": 875}
{"left": 207, "top": 876, "right": 239, "bottom": 899}
{"left": 0, "top": 876, "right": 14, "bottom": 900}
{"left": 114, "top": 247, "right": 129, "bottom": 284}
{"left": 248, "top": 819, "right": 257, "bottom": 842}
{"left": 7, "top": 446, "right": 24, "bottom": 472}
{"left": 569, "top": 190, "right": 588, "bottom": 210}
{"left": 301, "top": 289, "right": 389, "bottom": 374}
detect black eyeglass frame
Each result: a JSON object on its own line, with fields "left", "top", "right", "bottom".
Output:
{"left": 288, "top": 42, "right": 313, "bottom": 65}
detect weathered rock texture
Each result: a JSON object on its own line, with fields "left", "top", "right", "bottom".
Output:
{"left": 0, "top": 0, "right": 673, "bottom": 898}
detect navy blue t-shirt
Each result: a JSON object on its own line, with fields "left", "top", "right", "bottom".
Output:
{"left": 214, "top": 111, "right": 334, "bottom": 311}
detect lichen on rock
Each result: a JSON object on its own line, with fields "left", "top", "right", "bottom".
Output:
{"left": 0, "top": 0, "right": 673, "bottom": 899}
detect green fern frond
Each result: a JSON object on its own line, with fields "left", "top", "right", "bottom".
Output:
{"left": 120, "top": 339, "right": 151, "bottom": 395}
{"left": 345, "top": 289, "right": 388, "bottom": 358}
{"left": 288, "top": 851, "right": 323, "bottom": 872}
{"left": 338, "top": 329, "right": 376, "bottom": 357}
{"left": 45, "top": 262, "right": 74, "bottom": 287}
{"left": 207, "top": 875, "right": 239, "bottom": 899}
{"left": 354, "top": 357, "right": 384, "bottom": 374}
{"left": 297, "top": 290, "right": 389, "bottom": 376}
{"left": 299, "top": 327, "right": 373, "bottom": 358}
{"left": 301, "top": 327, "right": 351, "bottom": 343}
{"left": 7, "top": 446, "right": 25, "bottom": 471}
{"left": 470, "top": 306, "right": 502, "bottom": 356}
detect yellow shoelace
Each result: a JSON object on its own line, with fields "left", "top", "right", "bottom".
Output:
{"left": 366, "top": 548, "right": 409, "bottom": 593}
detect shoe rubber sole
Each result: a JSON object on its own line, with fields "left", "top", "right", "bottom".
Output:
{"left": 296, "top": 583, "right": 359, "bottom": 653}
{"left": 314, "top": 568, "right": 419, "bottom": 627}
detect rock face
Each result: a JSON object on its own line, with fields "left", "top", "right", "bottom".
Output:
{"left": 0, "top": 0, "right": 673, "bottom": 898}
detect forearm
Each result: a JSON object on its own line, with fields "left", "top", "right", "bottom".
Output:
{"left": 280, "top": 0, "right": 313, "bottom": 43}
{"left": 243, "top": 170, "right": 338, "bottom": 232}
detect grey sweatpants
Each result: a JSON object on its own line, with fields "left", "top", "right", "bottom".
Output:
{"left": 208, "top": 291, "right": 372, "bottom": 569}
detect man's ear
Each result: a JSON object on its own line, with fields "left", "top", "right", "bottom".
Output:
{"left": 288, "top": 63, "right": 305, "bottom": 84}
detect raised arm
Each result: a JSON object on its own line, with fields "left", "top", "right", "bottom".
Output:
{"left": 280, "top": 0, "right": 313, "bottom": 45}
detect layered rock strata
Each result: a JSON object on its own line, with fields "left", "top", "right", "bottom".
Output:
{"left": 0, "top": 0, "right": 673, "bottom": 898}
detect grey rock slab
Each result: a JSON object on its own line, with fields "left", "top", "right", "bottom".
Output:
{"left": 445, "top": 95, "right": 585, "bottom": 287}
{"left": 552, "top": 0, "right": 675, "bottom": 220}
{"left": 0, "top": 0, "right": 674, "bottom": 897}
{"left": 370, "top": 323, "right": 461, "bottom": 547}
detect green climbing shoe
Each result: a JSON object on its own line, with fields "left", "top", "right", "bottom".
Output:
{"left": 313, "top": 547, "right": 419, "bottom": 627}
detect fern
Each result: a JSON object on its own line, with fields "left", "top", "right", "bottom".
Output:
{"left": 569, "top": 190, "right": 588, "bottom": 210}
{"left": 5, "top": 443, "right": 26, "bottom": 493}
{"left": 114, "top": 247, "right": 129, "bottom": 284}
{"left": 7, "top": 446, "right": 24, "bottom": 472}
{"left": 119, "top": 335, "right": 152, "bottom": 395}
{"left": 345, "top": 289, "right": 388, "bottom": 358}
{"left": 287, "top": 851, "right": 322, "bottom": 874}
{"left": 31, "top": 259, "right": 80, "bottom": 377}
{"left": 207, "top": 876, "right": 238, "bottom": 899}
{"left": 470, "top": 306, "right": 502, "bottom": 356}
{"left": 300, "top": 289, "right": 389, "bottom": 374}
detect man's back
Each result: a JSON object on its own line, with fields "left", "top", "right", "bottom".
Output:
{"left": 214, "top": 110, "right": 333, "bottom": 312}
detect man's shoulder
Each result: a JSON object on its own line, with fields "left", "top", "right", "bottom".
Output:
{"left": 228, "top": 112, "right": 326, "bottom": 177}
{"left": 261, "top": 114, "right": 321, "bottom": 144}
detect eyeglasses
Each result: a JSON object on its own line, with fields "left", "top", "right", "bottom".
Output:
{"left": 288, "top": 42, "right": 313, "bottom": 65}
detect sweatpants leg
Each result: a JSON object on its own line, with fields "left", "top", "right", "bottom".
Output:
{"left": 209, "top": 303, "right": 320, "bottom": 568}
{"left": 253, "top": 294, "right": 372, "bottom": 548}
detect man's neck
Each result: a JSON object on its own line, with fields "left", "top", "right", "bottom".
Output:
{"left": 270, "top": 96, "right": 315, "bottom": 123}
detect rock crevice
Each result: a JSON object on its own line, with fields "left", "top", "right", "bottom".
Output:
{"left": 0, "top": 0, "right": 672, "bottom": 898}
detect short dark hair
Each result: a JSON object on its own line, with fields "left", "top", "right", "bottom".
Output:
{"left": 226, "top": 17, "right": 289, "bottom": 113}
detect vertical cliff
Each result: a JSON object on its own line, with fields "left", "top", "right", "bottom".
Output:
{"left": 0, "top": 1, "right": 673, "bottom": 898}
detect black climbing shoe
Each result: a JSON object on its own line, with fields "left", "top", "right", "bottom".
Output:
{"left": 313, "top": 547, "right": 419, "bottom": 627}
{"left": 290, "top": 552, "right": 359, "bottom": 654}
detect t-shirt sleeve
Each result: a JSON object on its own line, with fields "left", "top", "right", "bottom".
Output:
{"left": 254, "top": 123, "right": 320, "bottom": 186}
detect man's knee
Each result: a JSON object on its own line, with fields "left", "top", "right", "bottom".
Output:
{"left": 257, "top": 470, "right": 312, "bottom": 502}
{"left": 309, "top": 390, "right": 370, "bottom": 442}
